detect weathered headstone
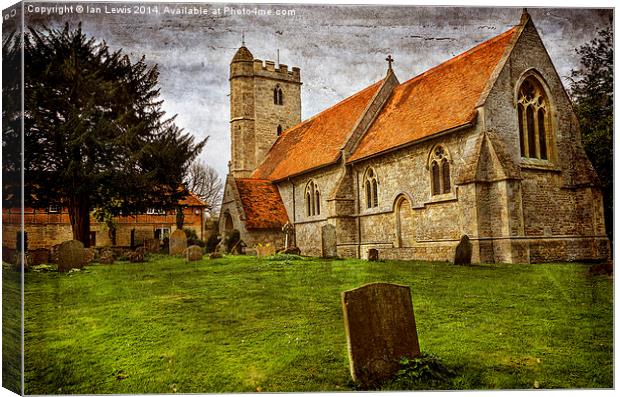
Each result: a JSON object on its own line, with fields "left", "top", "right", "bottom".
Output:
{"left": 342, "top": 283, "right": 420, "bottom": 387}
{"left": 127, "top": 251, "right": 145, "bottom": 263}
{"left": 84, "top": 248, "right": 97, "bottom": 264}
{"left": 282, "top": 222, "right": 295, "bottom": 249}
{"left": 144, "top": 238, "right": 160, "bottom": 253}
{"left": 99, "top": 254, "right": 115, "bottom": 264}
{"left": 282, "top": 246, "right": 301, "bottom": 255}
{"left": 135, "top": 246, "right": 149, "bottom": 256}
{"left": 454, "top": 235, "right": 472, "bottom": 265}
{"left": 368, "top": 248, "right": 379, "bottom": 261}
{"left": 321, "top": 224, "right": 338, "bottom": 258}
{"left": 169, "top": 229, "right": 187, "bottom": 255}
{"left": 256, "top": 243, "right": 276, "bottom": 258}
{"left": 185, "top": 245, "right": 204, "bottom": 261}
{"left": 57, "top": 240, "right": 87, "bottom": 272}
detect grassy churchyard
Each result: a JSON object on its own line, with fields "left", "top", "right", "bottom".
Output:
{"left": 5, "top": 254, "right": 613, "bottom": 393}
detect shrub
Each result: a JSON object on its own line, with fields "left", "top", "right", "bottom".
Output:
{"left": 383, "top": 353, "right": 456, "bottom": 390}
{"left": 184, "top": 228, "right": 206, "bottom": 247}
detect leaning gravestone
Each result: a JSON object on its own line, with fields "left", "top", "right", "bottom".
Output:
{"left": 342, "top": 283, "right": 421, "bottom": 388}
{"left": 185, "top": 245, "right": 203, "bottom": 261}
{"left": 57, "top": 240, "right": 87, "bottom": 272}
{"left": 454, "top": 234, "right": 472, "bottom": 265}
{"left": 169, "top": 229, "right": 187, "bottom": 255}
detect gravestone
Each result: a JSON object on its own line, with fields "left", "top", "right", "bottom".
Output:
{"left": 127, "top": 251, "right": 145, "bottom": 263}
{"left": 99, "top": 253, "right": 114, "bottom": 264}
{"left": 282, "top": 222, "right": 295, "bottom": 249}
{"left": 321, "top": 224, "right": 338, "bottom": 258}
{"left": 185, "top": 245, "right": 203, "bottom": 261}
{"left": 342, "top": 282, "right": 420, "bottom": 387}
{"left": 84, "top": 248, "right": 97, "bottom": 264}
{"left": 57, "top": 240, "right": 87, "bottom": 272}
{"left": 454, "top": 235, "right": 472, "bottom": 265}
{"left": 144, "top": 238, "right": 160, "bottom": 253}
{"left": 135, "top": 246, "right": 149, "bottom": 256}
{"left": 368, "top": 248, "right": 379, "bottom": 261}
{"left": 169, "top": 229, "right": 187, "bottom": 255}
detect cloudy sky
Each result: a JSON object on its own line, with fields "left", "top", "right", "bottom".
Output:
{"left": 2, "top": 1, "right": 612, "bottom": 178}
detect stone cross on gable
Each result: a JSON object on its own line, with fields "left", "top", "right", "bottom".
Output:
{"left": 386, "top": 55, "right": 394, "bottom": 70}
{"left": 282, "top": 222, "right": 295, "bottom": 249}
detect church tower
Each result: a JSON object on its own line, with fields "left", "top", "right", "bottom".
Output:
{"left": 229, "top": 45, "right": 302, "bottom": 177}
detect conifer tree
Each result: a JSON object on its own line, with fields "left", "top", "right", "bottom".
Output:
{"left": 3, "top": 24, "right": 206, "bottom": 247}
{"left": 570, "top": 19, "right": 613, "bottom": 241}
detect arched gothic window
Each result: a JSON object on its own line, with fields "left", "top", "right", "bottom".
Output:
{"left": 273, "top": 85, "right": 283, "bottom": 105}
{"left": 517, "top": 76, "right": 550, "bottom": 160}
{"left": 429, "top": 145, "right": 451, "bottom": 196}
{"left": 277, "top": 124, "right": 283, "bottom": 136}
{"left": 364, "top": 168, "right": 379, "bottom": 208}
{"left": 305, "top": 180, "right": 321, "bottom": 216}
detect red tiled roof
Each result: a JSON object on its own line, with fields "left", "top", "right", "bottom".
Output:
{"left": 235, "top": 178, "right": 289, "bottom": 229}
{"left": 180, "top": 193, "right": 207, "bottom": 207}
{"left": 251, "top": 80, "right": 383, "bottom": 181}
{"left": 348, "top": 26, "right": 518, "bottom": 162}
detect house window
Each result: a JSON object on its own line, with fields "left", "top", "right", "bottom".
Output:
{"left": 305, "top": 180, "right": 321, "bottom": 216}
{"left": 48, "top": 204, "right": 61, "bottom": 213}
{"left": 273, "top": 85, "right": 283, "bottom": 105}
{"left": 277, "top": 124, "right": 283, "bottom": 136}
{"left": 517, "top": 76, "right": 551, "bottom": 160}
{"left": 364, "top": 168, "right": 379, "bottom": 208}
{"left": 146, "top": 208, "right": 165, "bottom": 215}
{"left": 429, "top": 145, "right": 451, "bottom": 196}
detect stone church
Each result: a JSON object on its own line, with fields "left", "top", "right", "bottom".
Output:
{"left": 219, "top": 11, "right": 609, "bottom": 264}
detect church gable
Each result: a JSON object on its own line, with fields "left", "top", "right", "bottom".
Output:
{"left": 481, "top": 12, "right": 599, "bottom": 188}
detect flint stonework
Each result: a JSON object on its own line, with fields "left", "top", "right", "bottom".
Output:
{"left": 342, "top": 282, "right": 420, "bottom": 387}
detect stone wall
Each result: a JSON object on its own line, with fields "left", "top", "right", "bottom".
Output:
{"left": 229, "top": 53, "right": 301, "bottom": 178}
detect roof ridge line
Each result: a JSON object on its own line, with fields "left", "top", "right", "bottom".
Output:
{"left": 399, "top": 25, "right": 520, "bottom": 88}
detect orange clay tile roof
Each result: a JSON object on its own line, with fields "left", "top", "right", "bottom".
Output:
{"left": 251, "top": 80, "right": 383, "bottom": 181}
{"left": 348, "top": 26, "right": 518, "bottom": 162}
{"left": 235, "top": 178, "right": 289, "bottom": 229}
{"left": 180, "top": 193, "right": 207, "bottom": 207}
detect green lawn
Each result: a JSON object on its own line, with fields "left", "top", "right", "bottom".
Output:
{"left": 15, "top": 254, "right": 613, "bottom": 393}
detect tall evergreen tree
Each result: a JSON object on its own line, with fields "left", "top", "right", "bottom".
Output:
{"left": 3, "top": 24, "right": 206, "bottom": 246}
{"left": 569, "top": 19, "right": 613, "bottom": 241}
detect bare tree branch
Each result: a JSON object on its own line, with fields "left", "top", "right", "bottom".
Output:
{"left": 186, "top": 160, "right": 223, "bottom": 215}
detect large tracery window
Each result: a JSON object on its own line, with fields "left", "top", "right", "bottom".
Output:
{"left": 364, "top": 168, "right": 379, "bottom": 209}
{"left": 305, "top": 180, "right": 321, "bottom": 217}
{"left": 518, "top": 76, "right": 550, "bottom": 160}
{"left": 429, "top": 145, "right": 451, "bottom": 196}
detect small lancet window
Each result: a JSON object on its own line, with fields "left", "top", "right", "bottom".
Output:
{"left": 274, "top": 85, "right": 283, "bottom": 105}
{"left": 277, "top": 124, "right": 283, "bottom": 136}
{"left": 517, "top": 76, "right": 551, "bottom": 160}
{"left": 305, "top": 180, "right": 321, "bottom": 216}
{"left": 364, "top": 168, "right": 379, "bottom": 208}
{"left": 429, "top": 145, "right": 451, "bottom": 196}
